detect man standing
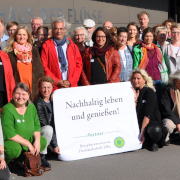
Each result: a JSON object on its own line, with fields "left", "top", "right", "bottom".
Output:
{"left": 83, "top": 19, "right": 95, "bottom": 47}
{"left": 6, "top": 21, "right": 19, "bottom": 37}
{"left": 0, "top": 19, "right": 9, "bottom": 50}
{"left": 31, "top": 17, "right": 43, "bottom": 43}
{"left": 0, "top": 19, "right": 9, "bottom": 43}
{"left": 103, "top": 21, "right": 113, "bottom": 30}
{"left": 137, "top": 11, "right": 150, "bottom": 40}
{"left": 33, "top": 26, "right": 48, "bottom": 54}
{"left": 41, "top": 17, "right": 82, "bottom": 90}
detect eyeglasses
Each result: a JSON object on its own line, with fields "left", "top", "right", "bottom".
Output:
{"left": 172, "top": 32, "right": 180, "bottom": 35}
{"left": 75, "top": 34, "right": 84, "bottom": 37}
{"left": 31, "top": 23, "right": 42, "bottom": 26}
{"left": 8, "top": 29, "right": 16, "bottom": 32}
{"left": 158, "top": 33, "right": 166, "bottom": 36}
{"left": 96, "top": 36, "right": 106, "bottom": 39}
{"left": 53, "top": 28, "right": 65, "bottom": 31}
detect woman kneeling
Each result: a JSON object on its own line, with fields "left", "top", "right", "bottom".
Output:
{"left": 34, "top": 76, "right": 60, "bottom": 162}
{"left": 1, "top": 83, "right": 48, "bottom": 168}
{"left": 131, "top": 69, "right": 166, "bottom": 151}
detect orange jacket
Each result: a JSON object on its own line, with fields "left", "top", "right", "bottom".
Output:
{"left": 80, "top": 47, "right": 121, "bottom": 85}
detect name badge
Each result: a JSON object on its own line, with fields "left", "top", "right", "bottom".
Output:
{"left": 0, "top": 62, "right": 3, "bottom": 65}
{"left": 90, "top": 59, "right": 94, "bottom": 63}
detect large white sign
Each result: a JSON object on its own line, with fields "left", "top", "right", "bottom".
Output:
{"left": 53, "top": 82, "right": 142, "bottom": 161}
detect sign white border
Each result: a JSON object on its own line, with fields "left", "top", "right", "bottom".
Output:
{"left": 53, "top": 82, "right": 142, "bottom": 161}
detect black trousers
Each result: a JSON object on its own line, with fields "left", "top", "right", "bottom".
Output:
{"left": 143, "top": 121, "right": 166, "bottom": 148}
{"left": 0, "top": 165, "right": 10, "bottom": 180}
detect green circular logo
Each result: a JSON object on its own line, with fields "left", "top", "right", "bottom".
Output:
{"left": 114, "top": 137, "right": 125, "bottom": 148}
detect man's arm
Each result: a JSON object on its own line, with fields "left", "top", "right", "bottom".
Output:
{"left": 67, "top": 43, "right": 83, "bottom": 87}
{"left": 41, "top": 42, "right": 61, "bottom": 86}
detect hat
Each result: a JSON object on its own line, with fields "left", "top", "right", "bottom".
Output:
{"left": 83, "top": 19, "right": 95, "bottom": 28}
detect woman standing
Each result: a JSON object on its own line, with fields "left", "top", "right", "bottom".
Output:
{"left": 0, "top": 50, "right": 15, "bottom": 108}
{"left": 109, "top": 26, "right": 117, "bottom": 44}
{"left": 162, "top": 23, "right": 180, "bottom": 75}
{"left": 154, "top": 26, "right": 169, "bottom": 47}
{"left": 71, "top": 26, "right": 89, "bottom": 57}
{"left": 4, "top": 25, "right": 44, "bottom": 99}
{"left": 116, "top": 27, "right": 133, "bottom": 82}
{"left": 133, "top": 27, "right": 168, "bottom": 104}
{"left": 81, "top": 27, "right": 121, "bottom": 85}
{"left": 1, "top": 83, "right": 49, "bottom": 169}
{"left": 131, "top": 69, "right": 164, "bottom": 151}
{"left": 127, "top": 22, "right": 140, "bottom": 47}
{"left": 162, "top": 18, "right": 174, "bottom": 42}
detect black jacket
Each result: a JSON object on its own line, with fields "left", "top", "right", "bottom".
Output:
{"left": 161, "top": 85, "right": 180, "bottom": 125}
{"left": 136, "top": 86, "right": 161, "bottom": 130}
{"left": 34, "top": 94, "right": 58, "bottom": 148}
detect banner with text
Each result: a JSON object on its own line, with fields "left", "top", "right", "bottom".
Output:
{"left": 53, "top": 82, "right": 142, "bottom": 161}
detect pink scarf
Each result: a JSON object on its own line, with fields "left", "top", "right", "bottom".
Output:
{"left": 13, "top": 42, "right": 32, "bottom": 65}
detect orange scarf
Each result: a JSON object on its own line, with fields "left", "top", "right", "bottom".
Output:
{"left": 139, "top": 43, "right": 163, "bottom": 69}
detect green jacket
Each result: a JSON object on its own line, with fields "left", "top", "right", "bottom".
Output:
{"left": 133, "top": 44, "right": 169, "bottom": 85}
{"left": 133, "top": 44, "right": 143, "bottom": 69}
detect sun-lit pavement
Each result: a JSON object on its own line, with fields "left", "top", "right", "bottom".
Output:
{"left": 10, "top": 141, "right": 180, "bottom": 180}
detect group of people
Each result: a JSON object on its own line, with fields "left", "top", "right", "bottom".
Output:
{"left": 0, "top": 10, "right": 180, "bottom": 179}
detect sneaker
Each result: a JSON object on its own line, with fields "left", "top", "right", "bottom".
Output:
{"left": 40, "top": 155, "right": 51, "bottom": 171}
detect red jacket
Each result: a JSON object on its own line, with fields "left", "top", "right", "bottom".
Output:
{"left": 41, "top": 38, "right": 83, "bottom": 90}
{"left": 0, "top": 50, "right": 15, "bottom": 102}
{"left": 81, "top": 47, "right": 121, "bottom": 85}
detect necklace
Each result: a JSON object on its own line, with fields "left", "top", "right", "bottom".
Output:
{"left": 16, "top": 107, "right": 26, "bottom": 123}
{"left": 22, "top": 114, "right": 25, "bottom": 122}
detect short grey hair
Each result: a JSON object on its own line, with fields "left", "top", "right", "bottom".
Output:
{"left": 171, "top": 23, "right": 180, "bottom": 31}
{"left": 71, "top": 26, "right": 89, "bottom": 42}
{"left": 137, "top": 11, "right": 150, "bottom": 19}
{"left": 155, "top": 26, "right": 168, "bottom": 36}
{"left": 169, "top": 70, "right": 180, "bottom": 87}
{"left": 31, "top": 17, "right": 43, "bottom": 25}
{"left": 51, "top": 17, "right": 71, "bottom": 30}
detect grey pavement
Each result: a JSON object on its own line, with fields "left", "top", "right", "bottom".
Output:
{"left": 10, "top": 142, "right": 180, "bottom": 180}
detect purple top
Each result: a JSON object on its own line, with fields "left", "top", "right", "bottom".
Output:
{"left": 145, "top": 48, "right": 161, "bottom": 80}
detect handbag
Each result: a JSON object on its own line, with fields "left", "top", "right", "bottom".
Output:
{"left": 23, "top": 152, "right": 45, "bottom": 177}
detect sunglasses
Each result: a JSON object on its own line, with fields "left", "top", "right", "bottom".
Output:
{"left": 111, "top": 33, "right": 117, "bottom": 36}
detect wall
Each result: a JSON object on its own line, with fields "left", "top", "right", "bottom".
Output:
{"left": 1, "top": 0, "right": 169, "bottom": 35}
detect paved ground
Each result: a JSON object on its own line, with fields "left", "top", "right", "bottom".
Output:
{"left": 10, "top": 140, "right": 180, "bottom": 180}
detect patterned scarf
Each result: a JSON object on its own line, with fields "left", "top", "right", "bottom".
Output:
{"left": 13, "top": 42, "right": 32, "bottom": 65}
{"left": 52, "top": 36, "right": 67, "bottom": 72}
{"left": 139, "top": 42, "right": 163, "bottom": 69}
